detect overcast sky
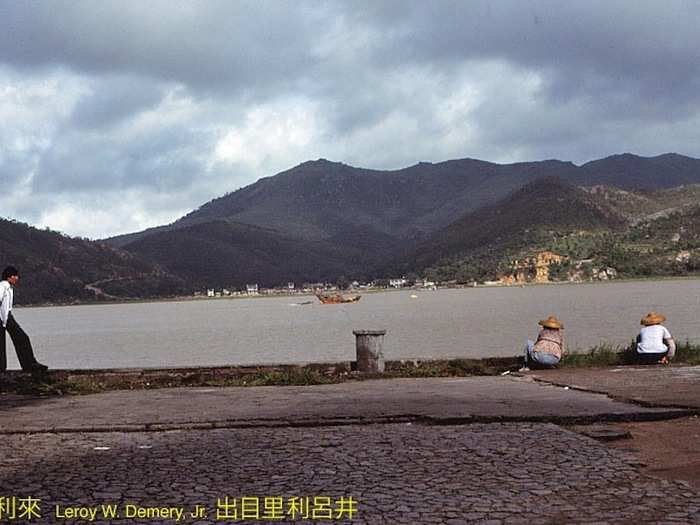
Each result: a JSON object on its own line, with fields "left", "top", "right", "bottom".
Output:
{"left": 2, "top": 1, "right": 700, "bottom": 238}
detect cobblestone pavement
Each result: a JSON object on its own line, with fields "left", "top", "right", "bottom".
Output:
{"left": 1, "top": 423, "right": 698, "bottom": 524}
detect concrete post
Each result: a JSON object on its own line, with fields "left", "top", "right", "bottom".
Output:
{"left": 353, "top": 330, "right": 386, "bottom": 373}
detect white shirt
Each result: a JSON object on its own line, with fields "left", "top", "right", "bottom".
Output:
{"left": 637, "top": 324, "right": 672, "bottom": 354}
{"left": 0, "top": 280, "right": 12, "bottom": 328}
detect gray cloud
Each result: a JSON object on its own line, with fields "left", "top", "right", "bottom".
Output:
{"left": 0, "top": 1, "right": 329, "bottom": 96}
{"left": 33, "top": 112, "right": 219, "bottom": 193}
{"left": 69, "top": 75, "right": 167, "bottom": 130}
{"left": 1, "top": 1, "right": 700, "bottom": 237}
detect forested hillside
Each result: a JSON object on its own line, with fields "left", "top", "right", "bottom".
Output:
{"left": 0, "top": 218, "right": 186, "bottom": 304}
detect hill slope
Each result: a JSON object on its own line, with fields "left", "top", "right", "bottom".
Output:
{"left": 107, "top": 157, "right": 577, "bottom": 247}
{"left": 120, "top": 221, "right": 408, "bottom": 288}
{"left": 393, "top": 177, "right": 628, "bottom": 275}
{"left": 0, "top": 218, "right": 186, "bottom": 304}
{"left": 121, "top": 220, "right": 405, "bottom": 288}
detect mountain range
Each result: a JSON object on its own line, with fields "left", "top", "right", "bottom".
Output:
{"left": 109, "top": 153, "right": 700, "bottom": 248}
{"left": 4, "top": 152, "right": 700, "bottom": 303}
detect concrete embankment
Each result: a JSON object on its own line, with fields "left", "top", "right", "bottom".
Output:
{"left": 1, "top": 368, "right": 697, "bottom": 434}
{"left": 0, "top": 357, "right": 522, "bottom": 394}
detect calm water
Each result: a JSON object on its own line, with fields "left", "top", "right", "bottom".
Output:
{"left": 6, "top": 279, "right": 700, "bottom": 369}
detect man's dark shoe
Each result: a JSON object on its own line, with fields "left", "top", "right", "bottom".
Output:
{"left": 27, "top": 363, "right": 48, "bottom": 373}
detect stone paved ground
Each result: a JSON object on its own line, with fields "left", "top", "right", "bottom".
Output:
{"left": 1, "top": 423, "right": 699, "bottom": 524}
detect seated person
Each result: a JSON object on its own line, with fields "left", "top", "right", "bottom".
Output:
{"left": 636, "top": 312, "right": 675, "bottom": 365}
{"left": 520, "top": 315, "right": 565, "bottom": 371}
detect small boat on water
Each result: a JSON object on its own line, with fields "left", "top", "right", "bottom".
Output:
{"left": 315, "top": 293, "right": 362, "bottom": 304}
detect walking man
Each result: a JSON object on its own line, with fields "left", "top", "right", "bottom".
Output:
{"left": 0, "top": 266, "right": 48, "bottom": 373}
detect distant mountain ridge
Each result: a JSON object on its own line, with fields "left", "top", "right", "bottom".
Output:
{"left": 575, "top": 153, "right": 700, "bottom": 190}
{"left": 106, "top": 152, "right": 700, "bottom": 249}
{"left": 106, "top": 157, "right": 579, "bottom": 247}
{"left": 5, "top": 152, "right": 700, "bottom": 303}
{"left": 104, "top": 152, "right": 700, "bottom": 289}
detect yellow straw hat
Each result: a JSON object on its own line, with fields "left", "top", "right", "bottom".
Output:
{"left": 538, "top": 315, "right": 564, "bottom": 330}
{"left": 641, "top": 312, "right": 666, "bottom": 326}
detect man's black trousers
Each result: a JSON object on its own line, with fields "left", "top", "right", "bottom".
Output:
{"left": 0, "top": 313, "right": 40, "bottom": 371}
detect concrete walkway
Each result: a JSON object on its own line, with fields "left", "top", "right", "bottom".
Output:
{"left": 529, "top": 364, "right": 700, "bottom": 409}
{"left": 0, "top": 375, "right": 692, "bottom": 434}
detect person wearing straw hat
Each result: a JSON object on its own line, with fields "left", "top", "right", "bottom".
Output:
{"left": 636, "top": 312, "right": 675, "bottom": 365}
{"left": 519, "top": 315, "right": 565, "bottom": 372}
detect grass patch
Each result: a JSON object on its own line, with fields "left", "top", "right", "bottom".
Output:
{"left": 1, "top": 375, "right": 108, "bottom": 396}
{"left": 561, "top": 341, "right": 700, "bottom": 368}
{"left": 244, "top": 368, "right": 334, "bottom": 386}
{"left": 385, "top": 357, "right": 520, "bottom": 377}
{"left": 674, "top": 341, "right": 700, "bottom": 365}
{"left": 43, "top": 376, "right": 108, "bottom": 395}
{"left": 0, "top": 365, "right": 342, "bottom": 395}
{"left": 561, "top": 343, "right": 628, "bottom": 368}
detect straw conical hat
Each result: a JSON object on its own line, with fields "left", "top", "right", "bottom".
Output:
{"left": 538, "top": 315, "right": 564, "bottom": 329}
{"left": 641, "top": 312, "right": 666, "bottom": 326}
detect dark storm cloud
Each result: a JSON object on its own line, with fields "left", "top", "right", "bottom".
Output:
{"left": 33, "top": 124, "right": 214, "bottom": 192}
{"left": 3, "top": 1, "right": 700, "bottom": 126}
{"left": 0, "top": 131, "right": 39, "bottom": 187}
{"left": 69, "top": 75, "right": 168, "bottom": 130}
{"left": 1, "top": 0, "right": 700, "bottom": 237}
{"left": 0, "top": 1, "right": 327, "bottom": 95}
{"left": 354, "top": 1, "right": 700, "bottom": 115}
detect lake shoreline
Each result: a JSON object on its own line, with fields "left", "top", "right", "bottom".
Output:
{"left": 16, "top": 274, "right": 700, "bottom": 309}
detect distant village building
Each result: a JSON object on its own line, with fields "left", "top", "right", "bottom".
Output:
{"left": 389, "top": 278, "right": 407, "bottom": 288}
{"left": 498, "top": 251, "right": 565, "bottom": 284}
{"left": 591, "top": 267, "right": 618, "bottom": 280}
{"left": 533, "top": 251, "right": 564, "bottom": 282}
{"left": 287, "top": 282, "right": 295, "bottom": 292}
{"left": 569, "top": 259, "right": 620, "bottom": 282}
{"left": 246, "top": 284, "right": 259, "bottom": 295}
{"left": 207, "top": 289, "right": 215, "bottom": 297}
{"left": 676, "top": 250, "right": 691, "bottom": 263}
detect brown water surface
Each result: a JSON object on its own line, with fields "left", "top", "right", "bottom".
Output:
{"left": 7, "top": 279, "right": 700, "bottom": 369}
